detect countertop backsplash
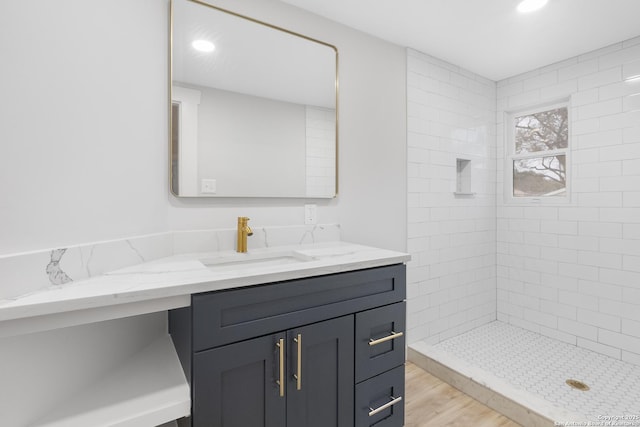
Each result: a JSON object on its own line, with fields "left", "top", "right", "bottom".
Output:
{"left": 0, "top": 224, "right": 342, "bottom": 301}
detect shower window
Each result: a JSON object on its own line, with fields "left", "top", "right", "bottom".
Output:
{"left": 506, "top": 102, "right": 570, "bottom": 202}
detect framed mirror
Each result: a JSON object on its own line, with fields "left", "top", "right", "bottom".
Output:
{"left": 170, "top": 0, "right": 338, "bottom": 198}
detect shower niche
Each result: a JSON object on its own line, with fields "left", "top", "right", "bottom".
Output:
{"left": 455, "top": 158, "right": 475, "bottom": 196}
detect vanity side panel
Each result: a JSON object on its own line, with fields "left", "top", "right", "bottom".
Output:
{"left": 169, "top": 306, "right": 193, "bottom": 386}
{"left": 169, "top": 306, "right": 194, "bottom": 427}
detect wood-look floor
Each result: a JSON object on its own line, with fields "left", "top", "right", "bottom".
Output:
{"left": 404, "top": 362, "right": 522, "bottom": 427}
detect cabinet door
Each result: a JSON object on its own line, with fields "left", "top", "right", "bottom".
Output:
{"left": 192, "top": 333, "right": 286, "bottom": 427}
{"left": 287, "top": 315, "right": 355, "bottom": 427}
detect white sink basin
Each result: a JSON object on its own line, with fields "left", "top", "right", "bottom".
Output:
{"left": 200, "top": 250, "right": 315, "bottom": 272}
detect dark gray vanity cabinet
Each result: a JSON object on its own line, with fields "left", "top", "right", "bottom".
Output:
{"left": 191, "top": 316, "right": 354, "bottom": 427}
{"left": 354, "top": 303, "right": 406, "bottom": 427}
{"left": 169, "top": 264, "right": 406, "bottom": 427}
{"left": 192, "top": 332, "right": 286, "bottom": 427}
{"left": 286, "top": 316, "right": 355, "bottom": 427}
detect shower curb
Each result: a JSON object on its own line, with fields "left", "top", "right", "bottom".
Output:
{"left": 408, "top": 345, "right": 557, "bottom": 427}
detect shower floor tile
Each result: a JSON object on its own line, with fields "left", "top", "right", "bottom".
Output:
{"left": 410, "top": 321, "right": 640, "bottom": 425}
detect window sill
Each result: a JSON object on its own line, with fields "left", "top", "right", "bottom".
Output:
{"left": 505, "top": 196, "right": 573, "bottom": 206}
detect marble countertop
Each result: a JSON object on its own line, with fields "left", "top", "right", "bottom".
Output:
{"left": 0, "top": 241, "right": 410, "bottom": 324}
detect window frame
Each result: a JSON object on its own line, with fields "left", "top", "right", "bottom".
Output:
{"left": 504, "top": 99, "right": 572, "bottom": 205}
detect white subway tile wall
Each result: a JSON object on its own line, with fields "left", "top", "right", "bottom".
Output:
{"left": 406, "top": 49, "right": 497, "bottom": 345}
{"left": 497, "top": 36, "right": 640, "bottom": 364}
{"left": 305, "top": 106, "right": 336, "bottom": 197}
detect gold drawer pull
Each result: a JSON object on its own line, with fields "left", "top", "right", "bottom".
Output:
{"left": 368, "top": 396, "right": 403, "bottom": 417}
{"left": 368, "top": 331, "right": 404, "bottom": 346}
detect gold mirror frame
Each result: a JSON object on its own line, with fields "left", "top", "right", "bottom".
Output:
{"left": 169, "top": 0, "right": 339, "bottom": 198}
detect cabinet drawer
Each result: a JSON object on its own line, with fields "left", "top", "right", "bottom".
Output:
{"left": 192, "top": 264, "right": 405, "bottom": 351}
{"left": 355, "top": 365, "right": 405, "bottom": 427}
{"left": 355, "top": 302, "right": 406, "bottom": 383}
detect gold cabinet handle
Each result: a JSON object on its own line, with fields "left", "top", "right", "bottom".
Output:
{"left": 293, "top": 334, "right": 302, "bottom": 390}
{"left": 368, "top": 396, "right": 403, "bottom": 417}
{"left": 368, "top": 331, "right": 404, "bottom": 346}
{"left": 276, "top": 338, "right": 285, "bottom": 397}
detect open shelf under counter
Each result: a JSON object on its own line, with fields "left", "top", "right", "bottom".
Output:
{"left": 31, "top": 335, "right": 190, "bottom": 427}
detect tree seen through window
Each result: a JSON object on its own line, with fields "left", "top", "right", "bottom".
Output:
{"left": 512, "top": 106, "right": 568, "bottom": 197}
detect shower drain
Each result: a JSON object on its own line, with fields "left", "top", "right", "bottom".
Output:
{"left": 566, "top": 379, "right": 590, "bottom": 391}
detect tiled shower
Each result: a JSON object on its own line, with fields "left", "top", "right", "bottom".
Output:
{"left": 406, "top": 47, "right": 497, "bottom": 345}
{"left": 407, "top": 36, "right": 640, "bottom": 422}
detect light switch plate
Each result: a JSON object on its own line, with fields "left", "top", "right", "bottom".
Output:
{"left": 201, "top": 179, "right": 217, "bottom": 194}
{"left": 304, "top": 204, "right": 317, "bottom": 225}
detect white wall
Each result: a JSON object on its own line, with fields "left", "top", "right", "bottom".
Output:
{"left": 497, "top": 37, "right": 640, "bottom": 364}
{"left": 194, "top": 85, "right": 307, "bottom": 197}
{"left": 0, "top": 0, "right": 169, "bottom": 256}
{"left": 166, "top": 0, "right": 408, "bottom": 252}
{"left": 0, "top": 0, "right": 407, "bottom": 257}
{"left": 406, "top": 49, "right": 497, "bottom": 345}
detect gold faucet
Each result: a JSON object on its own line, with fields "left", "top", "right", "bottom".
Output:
{"left": 236, "top": 217, "right": 253, "bottom": 253}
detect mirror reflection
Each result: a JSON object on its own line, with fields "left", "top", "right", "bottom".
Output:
{"left": 171, "top": 0, "right": 338, "bottom": 198}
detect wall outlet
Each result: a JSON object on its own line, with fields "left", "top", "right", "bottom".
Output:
{"left": 304, "top": 204, "right": 317, "bottom": 225}
{"left": 201, "top": 179, "right": 217, "bottom": 194}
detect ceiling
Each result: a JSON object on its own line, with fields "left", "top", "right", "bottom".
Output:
{"left": 279, "top": 0, "right": 640, "bottom": 81}
{"left": 173, "top": 0, "right": 336, "bottom": 108}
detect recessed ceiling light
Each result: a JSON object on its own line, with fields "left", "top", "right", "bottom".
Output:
{"left": 517, "top": 0, "right": 548, "bottom": 13}
{"left": 192, "top": 39, "right": 215, "bottom": 53}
